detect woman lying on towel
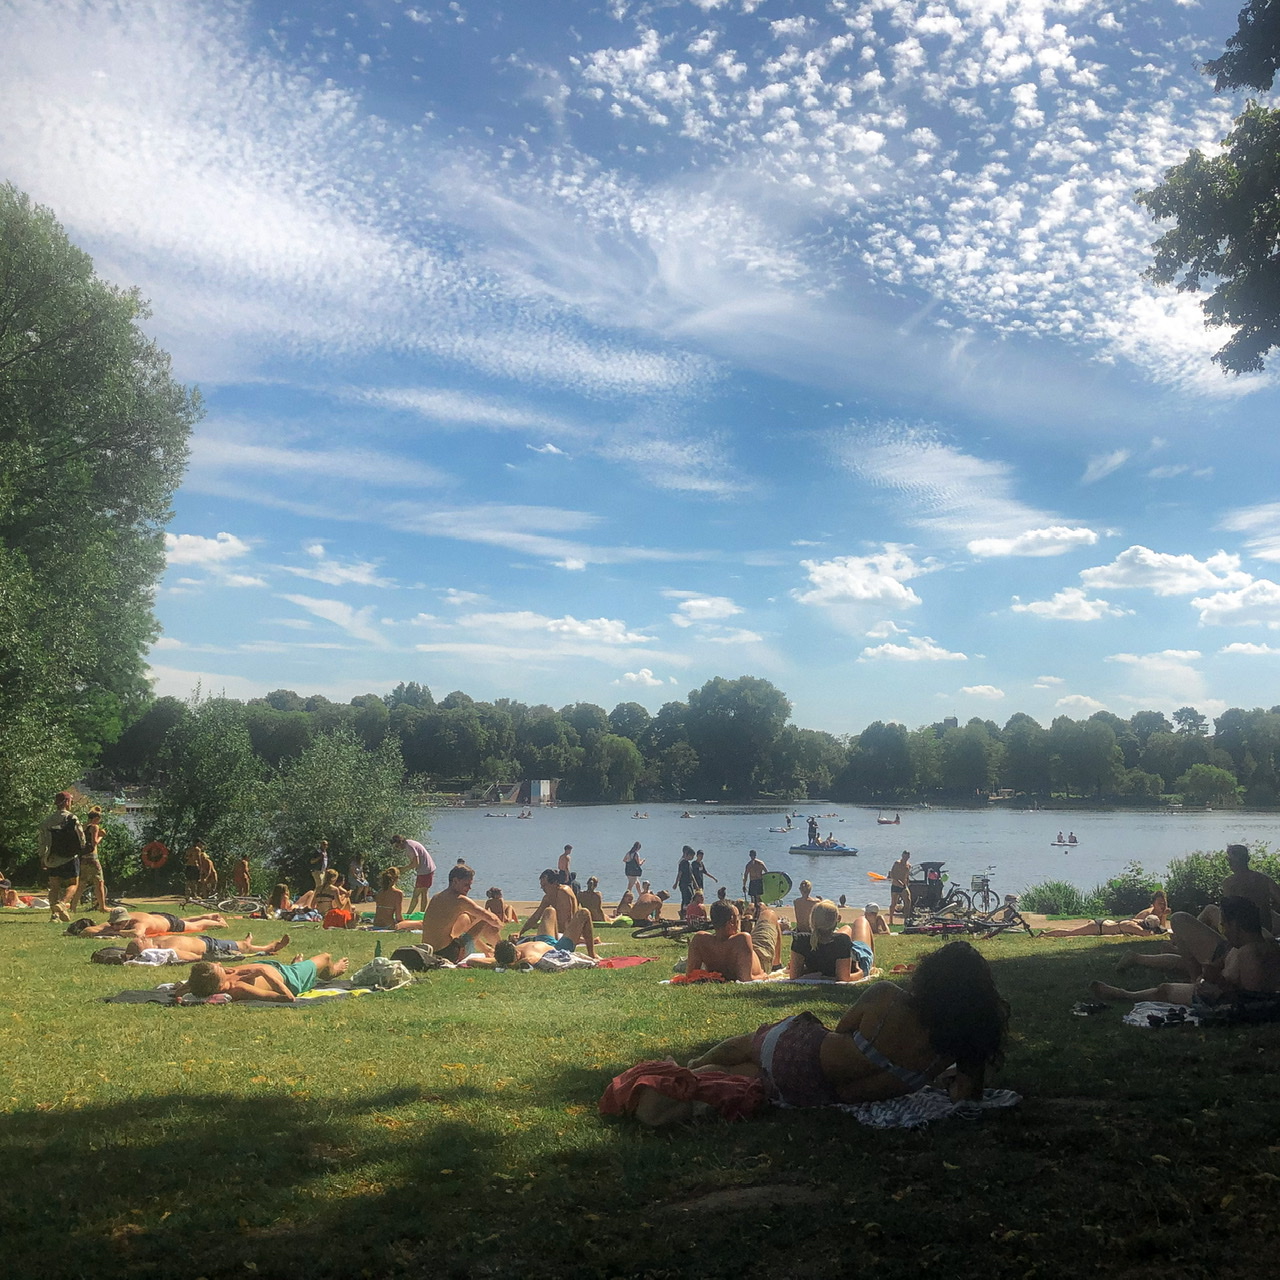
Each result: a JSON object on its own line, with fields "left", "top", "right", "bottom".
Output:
{"left": 656, "top": 941, "right": 1008, "bottom": 1120}
{"left": 1038, "top": 891, "right": 1170, "bottom": 938}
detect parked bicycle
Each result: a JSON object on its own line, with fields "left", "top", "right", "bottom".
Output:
{"left": 182, "top": 893, "right": 267, "bottom": 915}
{"left": 631, "top": 915, "right": 708, "bottom": 941}
{"left": 968, "top": 866, "right": 1000, "bottom": 915}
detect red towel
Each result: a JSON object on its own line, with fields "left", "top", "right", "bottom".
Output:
{"left": 599, "top": 1060, "right": 768, "bottom": 1121}
{"left": 594, "top": 956, "right": 653, "bottom": 968}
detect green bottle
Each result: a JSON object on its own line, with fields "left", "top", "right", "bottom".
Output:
{"left": 374, "top": 939, "right": 383, "bottom": 958}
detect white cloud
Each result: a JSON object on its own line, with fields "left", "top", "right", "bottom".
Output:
{"left": 1219, "top": 503, "right": 1280, "bottom": 562}
{"left": 794, "top": 546, "right": 928, "bottom": 608}
{"left": 866, "top": 620, "right": 910, "bottom": 638}
{"left": 278, "top": 594, "right": 390, "bottom": 646}
{"left": 151, "top": 636, "right": 184, "bottom": 651}
{"left": 1191, "top": 579, "right": 1280, "bottom": 628}
{"left": 1081, "top": 547, "right": 1253, "bottom": 596}
{"left": 441, "top": 589, "right": 488, "bottom": 607}
{"left": 960, "top": 685, "right": 1004, "bottom": 699}
{"left": 1107, "top": 649, "right": 1202, "bottom": 668}
{"left": 705, "top": 628, "right": 764, "bottom": 644}
{"left": 1056, "top": 694, "right": 1108, "bottom": 712}
{"left": 1081, "top": 450, "right": 1130, "bottom": 484}
{"left": 1034, "top": 675, "right": 1065, "bottom": 687}
{"left": 279, "top": 542, "right": 394, "bottom": 588}
{"left": 455, "top": 611, "right": 656, "bottom": 645}
{"left": 616, "top": 667, "right": 664, "bottom": 686}
{"left": 664, "top": 591, "right": 743, "bottom": 627}
{"left": 1220, "top": 642, "right": 1280, "bottom": 656}
{"left": 164, "top": 532, "right": 251, "bottom": 566}
{"left": 1011, "top": 587, "right": 1129, "bottom": 621}
{"left": 859, "top": 635, "right": 966, "bottom": 662}
{"left": 527, "top": 442, "right": 568, "bottom": 455}
{"left": 968, "top": 526, "right": 1098, "bottom": 558}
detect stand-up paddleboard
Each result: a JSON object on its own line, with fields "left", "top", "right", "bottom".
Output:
{"left": 759, "top": 870, "right": 793, "bottom": 905}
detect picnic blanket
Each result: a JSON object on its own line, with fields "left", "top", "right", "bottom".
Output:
{"left": 1123, "top": 1000, "right": 1201, "bottom": 1028}
{"left": 1122, "top": 995, "right": 1280, "bottom": 1027}
{"left": 661, "top": 968, "right": 883, "bottom": 986}
{"left": 103, "top": 980, "right": 395, "bottom": 1007}
{"left": 825, "top": 1086, "right": 1022, "bottom": 1129}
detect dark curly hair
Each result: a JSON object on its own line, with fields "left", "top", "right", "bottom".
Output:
{"left": 910, "top": 940, "right": 1009, "bottom": 1074}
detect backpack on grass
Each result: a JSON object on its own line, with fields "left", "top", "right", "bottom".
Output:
{"left": 391, "top": 944, "right": 447, "bottom": 972}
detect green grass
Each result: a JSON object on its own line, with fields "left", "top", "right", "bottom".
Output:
{"left": 4, "top": 905, "right": 1280, "bottom": 1279}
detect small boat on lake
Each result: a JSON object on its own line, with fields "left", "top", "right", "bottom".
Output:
{"left": 789, "top": 841, "right": 858, "bottom": 857}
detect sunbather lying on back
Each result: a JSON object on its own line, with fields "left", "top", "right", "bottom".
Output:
{"left": 177, "top": 953, "right": 349, "bottom": 1002}
{"left": 69, "top": 908, "right": 230, "bottom": 940}
{"left": 466, "top": 938, "right": 558, "bottom": 968}
{"left": 124, "top": 932, "right": 291, "bottom": 963}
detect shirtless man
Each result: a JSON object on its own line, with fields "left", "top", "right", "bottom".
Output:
{"left": 467, "top": 937, "right": 561, "bottom": 969}
{"left": 557, "top": 845, "right": 573, "bottom": 886}
{"left": 863, "top": 903, "right": 890, "bottom": 937}
{"left": 1215, "top": 844, "right": 1280, "bottom": 934}
{"left": 742, "top": 851, "right": 767, "bottom": 909}
{"left": 124, "top": 931, "right": 291, "bottom": 962}
{"left": 793, "top": 880, "right": 818, "bottom": 933}
{"left": 520, "top": 869, "right": 598, "bottom": 958}
{"left": 71, "top": 907, "right": 230, "bottom": 941}
{"left": 420, "top": 864, "right": 504, "bottom": 961}
{"left": 629, "top": 882, "right": 666, "bottom": 923}
{"left": 1093, "top": 896, "right": 1280, "bottom": 1006}
{"left": 180, "top": 953, "right": 349, "bottom": 1002}
{"left": 889, "top": 851, "right": 912, "bottom": 924}
{"left": 685, "top": 900, "right": 766, "bottom": 982}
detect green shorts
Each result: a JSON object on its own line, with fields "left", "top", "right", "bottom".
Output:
{"left": 261, "top": 959, "right": 319, "bottom": 996}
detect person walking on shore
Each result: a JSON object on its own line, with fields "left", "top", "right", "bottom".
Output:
{"left": 742, "top": 850, "right": 767, "bottom": 910}
{"left": 673, "top": 846, "right": 697, "bottom": 919}
{"left": 39, "top": 791, "right": 84, "bottom": 923}
{"left": 623, "top": 841, "right": 644, "bottom": 894}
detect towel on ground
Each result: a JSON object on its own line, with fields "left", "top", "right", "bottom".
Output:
{"left": 594, "top": 956, "right": 653, "bottom": 968}
{"left": 124, "top": 948, "right": 182, "bottom": 966}
{"left": 103, "top": 979, "right": 392, "bottom": 1006}
{"left": 534, "top": 949, "right": 597, "bottom": 970}
{"left": 826, "top": 1086, "right": 1022, "bottom": 1129}
{"left": 1122, "top": 1000, "right": 1201, "bottom": 1028}
{"left": 599, "top": 1059, "right": 768, "bottom": 1122}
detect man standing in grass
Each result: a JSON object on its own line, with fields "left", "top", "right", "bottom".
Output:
{"left": 38, "top": 791, "right": 84, "bottom": 923}
{"left": 394, "top": 834, "right": 436, "bottom": 916}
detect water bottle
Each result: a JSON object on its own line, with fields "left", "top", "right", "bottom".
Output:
{"left": 374, "top": 939, "right": 383, "bottom": 958}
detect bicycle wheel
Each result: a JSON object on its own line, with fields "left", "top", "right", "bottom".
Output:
{"left": 936, "top": 890, "right": 971, "bottom": 917}
{"left": 974, "top": 888, "right": 998, "bottom": 914}
{"left": 631, "top": 920, "right": 675, "bottom": 939}
{"left": 219, "top": 896, "right": 264, "bottom": 913}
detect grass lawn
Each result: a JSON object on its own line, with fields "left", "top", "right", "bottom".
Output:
{"left": 3, "top": 906, "right": 1279, "bottom": 1280}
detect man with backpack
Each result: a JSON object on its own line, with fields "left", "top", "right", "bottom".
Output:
{"left": 38, "top": 791, "right": 85, "bottom": 922}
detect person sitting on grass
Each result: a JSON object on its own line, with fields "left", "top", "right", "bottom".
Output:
{"left": 684, "top": 889, "right": 707, "bottom": 923}
{"left": 177, "top": 953, "right": 349, "bottom": 1002}
{"left": 420, "top": 863, "right": 505, "bottom": 962}
{"left": 347, "top": 854, "right": 372, "bottom": 904}
{"left": 788, "top": 901, "right": 875, "bottom": 983}
{"left": 684, "top": 900, "right": 768, "bottom": 983}
{"left": 793, "top": 880, "right": 818, "bottom": 935}
{"left": 1091, "top": 896, "right": 1280, "bottom": 1008}
{"left": 577, "top": 876, "right": 606, "bottom": 923}
{"left": 863, "top": 902, "right": 890, "bottom": 937}
{"left": 70, "top": 907, "right": 230, "bottom": 940}
{"left": 633, "top": 941, "right": 1008, "bottom": 1123}
{"left": 310, "top": 869, "right": 353, "bottom": 925}
{"left": 485, "top": 886, "right": 519, "bottom": 924}
{"left": 267, "top": 883, "right": 294, "bottom": 916}
{"left": 520, "top": 869, "right": 599, "bottom": 957}
{"left": 124, "top": 931, "right": 292, "bottom": 962}
{"left": 629, "top": 882, "right": 666, "bottom": 923}
{"left": 612, "top": 888, "right": 635, "bottom": 919}
{"left": 372, "top": 867, "right": 404, "bottom": 930}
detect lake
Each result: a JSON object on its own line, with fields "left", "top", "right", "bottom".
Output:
{"left": 422, "top": 803, "right": 1279, "bottom": 904}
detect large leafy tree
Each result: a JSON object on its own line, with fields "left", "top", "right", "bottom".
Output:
{"left": 0, "top": 186, "right": 197, "bottom": 860}
{"left": 684, "top": 676, "right": 791, "bottom": 799}
{"left": 1136, "top": 3, "right": 1280, "bottom": 373}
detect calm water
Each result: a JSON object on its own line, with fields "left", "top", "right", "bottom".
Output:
{"left": 423, "top": 804, "right": 1280, "bottom": 904}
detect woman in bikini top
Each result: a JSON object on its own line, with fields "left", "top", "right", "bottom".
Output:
{"left": 688, "top": 941, "right": 1009, "bottom": 1106}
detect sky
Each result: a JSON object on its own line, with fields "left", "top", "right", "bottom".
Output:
{"left": 5, "top": 0, "right": 1280, "bottom": 737}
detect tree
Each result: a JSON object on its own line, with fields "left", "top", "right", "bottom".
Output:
{"left": 1175, "top": 763, "right": 1242, "bottom": 807}
{"left": 1136, "top": 7, "right": 1280, "bottom": 373}
{"left": 608, "top": 701, "right": 652, "bottom": 742}
{"left": 269, "top": 729, "right": 422, "bottom": 884}
{"left": 1173, "top": 706, "right": 1210, "bottom": 736}
{"left": 0, "top": 185, "right": 198, "bottom": 848}
{"left": 684, "top": 676, "right": 791, "bottom": 798}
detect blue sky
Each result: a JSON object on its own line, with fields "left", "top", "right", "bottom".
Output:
{"left": 6, "top": 0, "right": 1280, "bottom": 735}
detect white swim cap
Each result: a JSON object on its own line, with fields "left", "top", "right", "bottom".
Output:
{"left": 864, "top": 902, "right": 881, "bottom": 914}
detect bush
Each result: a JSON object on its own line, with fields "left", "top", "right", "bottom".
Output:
{"left": 1018, "top": 880, "right": 1091, "bottom": 915}
{"left": 1087, "top": 860, "right": 1163, "bottom": 918}
{"left": 1164, "top": 843, "right": 1280, "bottom": 914}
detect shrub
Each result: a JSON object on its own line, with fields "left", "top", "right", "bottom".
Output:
{"left": 1087, "top": 860, "right": 1162, "bottom": 918}
{"left": 1018, "top": 880, "right": 1091, "bottom": 915}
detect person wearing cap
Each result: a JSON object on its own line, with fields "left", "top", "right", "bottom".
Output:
{"left": 863, "top": 903, "right": 890, "bottom": 936}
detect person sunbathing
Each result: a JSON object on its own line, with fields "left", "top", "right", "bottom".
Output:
{"left": 484, "top": 886, "right": 519, "bottom": 924}
{"left": 629, "top": 882, "right": 667, "bottom": 923}
{"left": 1091, "top": 896, "right": 1280, "bottom": 1007}
{"left": 125, "top": 932, "right": 292, "bottom": 962}
{"left": 310, "top": 869, "right": 353, "bottom": 923}
{"left": 467, "top": 938, "right": 559, "bottom": 969}
{"left": 1039, "top": 896, "right": 1168, "bottom": 938}
{"left": 612, "top": 888, "right": 635, "bottom": 919}
{"left": 577, "top": 877, "right": 606, "bottom": 923}
{"left": 179, "top": 953, "right": 350, "bottom": 1002}
{"left": 637, "top": 942, "right": 1008, "bottom": 1122}
{"left": 863, "top": 902, "right": 891, "bottom": 937}
{"left": 792, "top": 880, "right": 818, "bottom": 933}
{"left": 70, "top": 907, "right": 229, "bottom": 940}
{"left": 519, "top": 869, "right": 598, "bottom": 957}
{"left": 684, "top": 901, "right": 768, "bottom": 982}
{"left": 788, "top": 901, "right": 875, "bottom": 982}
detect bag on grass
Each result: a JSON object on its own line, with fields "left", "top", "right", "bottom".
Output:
{"left": 349, "top": 956, "right": 413, "bottom": 990}
{"left": 91, "top": 946, "right": 129, "bottom": 965}
{"left": 391, "top": 944, "right": 447, "bottom": 972}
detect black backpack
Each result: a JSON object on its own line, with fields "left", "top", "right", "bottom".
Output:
{"left": 91, "top": 947, "right": 129, "bottom": 965}
{"left": 391, "top": 944, "right": 445, "bottom": 972}
{"left": 44, "top": 813, "right": 85, "bottom": 866}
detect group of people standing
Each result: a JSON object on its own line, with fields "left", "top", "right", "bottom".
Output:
{"left": 36, "top": 791, "right": 106, "bottom": 921}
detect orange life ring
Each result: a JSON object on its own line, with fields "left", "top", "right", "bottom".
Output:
{"left": 140, "top": 841, "right": 169, "bottom": 869}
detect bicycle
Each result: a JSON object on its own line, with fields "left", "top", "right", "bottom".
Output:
{"left": 631, "top": 915, "right": 708, "bottom": 941}
{"left": 182, "top": 893, "right": 266, "bottom": 915}
{"left": 971, "top": 895, "right": 1034, "bottom": 938}
{"left": 906, "top": 862, "right": 971, "bottom": 919}
{"left": 968, "top": 866, "right": 1000, "bottom": 915}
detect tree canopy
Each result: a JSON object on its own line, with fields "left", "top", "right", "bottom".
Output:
{"left": 1137, "top": 3, "right": 1280, "bottom": 373}
{"left": 0, "top": 185, "right": 199, "bottom": 860}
